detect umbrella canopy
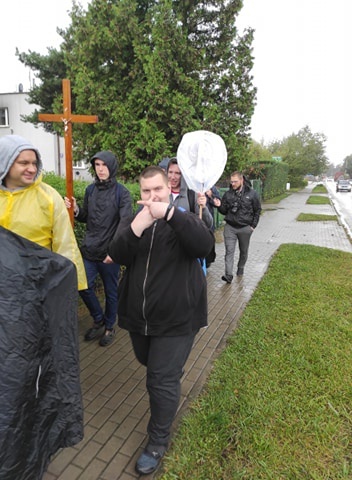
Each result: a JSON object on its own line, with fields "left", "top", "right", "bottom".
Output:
{"left": 177, "top": 130, "right": 227, "bottom": 192}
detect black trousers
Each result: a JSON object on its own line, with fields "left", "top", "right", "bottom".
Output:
{"left": 129, "top": 331, "right": 197, "bottom": 451}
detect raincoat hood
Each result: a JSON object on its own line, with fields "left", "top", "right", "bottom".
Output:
{"left": 90, "top": 151, "right": 118, "bottom": 179}
{"left": 0, "top": 135, "right": 42, "bottom": 185}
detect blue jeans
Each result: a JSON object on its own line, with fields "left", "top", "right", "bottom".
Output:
{"left": 79, "top": 258, "right": 120, "bottom": 330}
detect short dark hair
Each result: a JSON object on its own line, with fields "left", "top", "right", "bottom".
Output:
{"left": 139, "top": 165, "right": 168, "bottom": 184}
{"left": 230, "top": 171, "right": 243, "bottom": 179}
{"left": 166, "top": 157, "right": 178, "bottom": 172}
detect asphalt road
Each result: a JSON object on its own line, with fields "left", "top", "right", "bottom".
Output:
{"left": 325, "top": 179, "right": 352, "bottom": 239}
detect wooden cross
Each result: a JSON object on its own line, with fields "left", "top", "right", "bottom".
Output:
{"left": 38, "top": 78, "right": 98, "bottom": 225}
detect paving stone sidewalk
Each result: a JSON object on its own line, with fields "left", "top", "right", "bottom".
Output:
{"left": 43, "top": 184, "right": 352, "bottom": 480}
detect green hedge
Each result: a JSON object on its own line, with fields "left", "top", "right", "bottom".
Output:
{"left": 43, "top": 173, "right": 227, "bottom": 241}
{"left": 243, "top": 160, "right": 289, "bottom": 200}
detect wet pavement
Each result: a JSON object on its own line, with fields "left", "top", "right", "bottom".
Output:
{"left": 43, "top": 184, "right": 352, "bottom": 480}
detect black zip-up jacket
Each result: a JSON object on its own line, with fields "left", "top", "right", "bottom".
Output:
{"left": 218, "top": 181, "right": 261, "bottom": 229}
{"left": 76, "top": 152, "right": 133, "bottom": 262}
{"left": 109, "top": 207, "right": 214, "bottom": 336}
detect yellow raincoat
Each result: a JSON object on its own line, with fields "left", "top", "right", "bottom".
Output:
{"left": 0, "top": 175, "right": 87, "bottom": 290}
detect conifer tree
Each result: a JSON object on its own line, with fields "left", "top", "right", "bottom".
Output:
{"left": 18, "top": 0, "right": 256, "bottom": 179}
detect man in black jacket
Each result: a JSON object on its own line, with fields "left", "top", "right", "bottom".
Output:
{"left": 65, "top": 151, "right": 132, "bottom": 346}
{"left": 109, "top": 166, "right": 214, "bottom": 475}
{"left": 214, "top": 171, "right": 261, "bottom": 283}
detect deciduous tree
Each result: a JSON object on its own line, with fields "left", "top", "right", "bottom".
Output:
{"left": 268, "top": 126, "right": 328, "bottom": 187}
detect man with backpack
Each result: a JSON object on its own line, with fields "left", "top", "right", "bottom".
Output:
{"left": 166, "top": 157, "right": 213, "bottom": 229}
{"left": 65, "top": 151, "right": 133, "bottom": 346}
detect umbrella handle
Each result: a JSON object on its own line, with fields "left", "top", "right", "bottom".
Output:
{"left": 199, "top": 204, "right": 203, "bottom": 219}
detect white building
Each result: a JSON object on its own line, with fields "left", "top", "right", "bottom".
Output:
{"left": 0, "top": 88, "right": 92, "bottom": 181}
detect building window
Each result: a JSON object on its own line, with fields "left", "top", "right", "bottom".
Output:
{"left": 74, "top": 160, "right": 89, "bottom": 169}
{"left": 0, "top": 107, "right": 9, "bottom": 127}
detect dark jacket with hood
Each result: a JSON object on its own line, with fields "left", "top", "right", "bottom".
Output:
{"left": 76, "top": 151, "right": 133, "bottom": 262}
{"left": 0, "top": 226, "right": 83, "bottom": 480}
{"left": 109, "top": 207, "right": 215, "bottom": 336}
{"left": 218, "top": 177, "right": 262, "bottom": 229}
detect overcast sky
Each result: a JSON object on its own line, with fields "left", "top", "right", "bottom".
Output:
{"left": 237, "top": 0, "right": 352, "bottom": 166}
{"left": 1, "top": 0, "right": 350, "bottom": 165}
{"left": 0, "top": 0, "right": 82, "bottom": 91}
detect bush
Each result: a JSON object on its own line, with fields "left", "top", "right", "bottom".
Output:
{"left": 289, "top": 176, "right": 308, "bottom": 189}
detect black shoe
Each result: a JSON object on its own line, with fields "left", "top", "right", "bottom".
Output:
{"left": 99, "top": 328, "right": 115, "bottom": 347}
{"left": 237, "top": 268, "right": 244, "bottom": 276}
{"left": 135, "top": 450, "right": 163, "bottom": 475}
{"left": 221, "top": 274, "right": 233, "bottom": 284}
{"left": 84, "top": 321, "right": 104, "bottom": 341}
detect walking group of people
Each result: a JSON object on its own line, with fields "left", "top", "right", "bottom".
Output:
{"left": 0, "top": 134, "right": 261, "bottom": 477}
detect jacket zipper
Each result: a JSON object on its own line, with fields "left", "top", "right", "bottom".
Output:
{"left": 35, "top": 364, "right": 42, "bottom": 398}
{"left": 142, "top": 221, "right": 157, "bottom": 335}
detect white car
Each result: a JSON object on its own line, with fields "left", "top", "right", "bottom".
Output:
{"left": 336, "top": 179, "right": 351, "bottom": 192}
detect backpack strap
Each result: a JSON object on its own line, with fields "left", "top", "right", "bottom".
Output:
{"left": 86, "top": 183, "right": 95, "bottom": 196}
{"left": 115, "top": 183, "right": 121, "bottom": 209}
{"left": 187, "top": 189, "right": 196, "bottom": 213}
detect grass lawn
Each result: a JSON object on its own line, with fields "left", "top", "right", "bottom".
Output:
{"left": 157, "top": 244, "right": 352, "bottom": 480}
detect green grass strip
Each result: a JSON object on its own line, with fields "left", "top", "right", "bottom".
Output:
{"left": 306, "top": 195, "right": 330, "bottom": 205}
{"left": 158, "top": 244, "right": 352, "bottom": 480}
{"left": 312, "top": 184, "right": 328, "bottom": 194}
{"left": 297, "top": 213, "right": 337, "bottom": 222}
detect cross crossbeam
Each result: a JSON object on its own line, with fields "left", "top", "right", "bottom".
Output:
{"left": 38, "top": 79, "right": 98, "bottom": 224}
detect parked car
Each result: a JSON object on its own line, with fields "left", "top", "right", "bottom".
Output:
{"left": 336, "top": 179, "right": 351, "bottom": 192}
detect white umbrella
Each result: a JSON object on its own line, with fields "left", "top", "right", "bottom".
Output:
{"left": 177, "top": 130, "right": 227, "bottom": 194}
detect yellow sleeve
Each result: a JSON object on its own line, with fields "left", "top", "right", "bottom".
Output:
{"left": 49, "top": 187, "right": 88, "bottom": 291}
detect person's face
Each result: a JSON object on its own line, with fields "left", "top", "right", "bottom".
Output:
{"left": 4, "top": 150, "right": 38, "bottom": 189}
{"left": 94, "top": 159, "right": 110, "bottom": 181}
{"left": 167, "top": 163, "right": 182, "bottom": 191}
{"left": 230, "top": 175, "right": 243, "bottom": 191}
{"left": 140, "top": 173, "right": 170, "bottom": 203}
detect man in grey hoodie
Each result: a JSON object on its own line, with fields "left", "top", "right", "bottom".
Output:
{"left": 0, "top": 134, "right": 86, "bottom": 290}
{"left": 166, "top": 157, "right": 213, "bottom": 228}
